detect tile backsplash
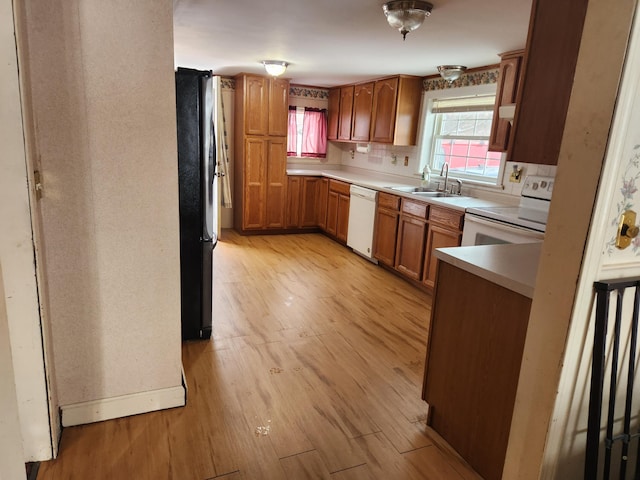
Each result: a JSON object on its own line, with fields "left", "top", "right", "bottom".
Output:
{"left": 502, "top": 161, "right": 558, "bottom": 196}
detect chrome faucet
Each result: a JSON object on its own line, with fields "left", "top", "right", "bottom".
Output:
{"left": 454, "top": 179, "right": 463, "bottom": 195}
{"left": 439, "top": 163, "right": 449, "bottom": 192}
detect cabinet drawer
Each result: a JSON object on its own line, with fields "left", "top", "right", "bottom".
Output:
{"left": 429, "top": 206, "right": 464, "bottom": 231}
{"left": 378, "top": 192, "right": 400, "bottom": 211}
{"left": 329, "top": 179, "right": 351, "bottom": 196}
{"left": 401, "top": 199, "right": 428, "bottom": 219}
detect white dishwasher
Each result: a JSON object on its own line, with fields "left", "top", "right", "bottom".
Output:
{"left": 347, "top": 185, "right": 378, "bottom": 262}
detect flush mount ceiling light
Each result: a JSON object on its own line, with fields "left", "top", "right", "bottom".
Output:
{"left": 382, "top": 0, "right": 433, "bottom": 40}
{"left": 261, "top": 60, "right": 288, "bottom": 77}
{"left": 437, "top": 65, "right": 468, "bottom": 84}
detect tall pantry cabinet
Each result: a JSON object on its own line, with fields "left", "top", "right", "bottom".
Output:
{"left": 234, "top": 74, "right": 289, "bottom": 232}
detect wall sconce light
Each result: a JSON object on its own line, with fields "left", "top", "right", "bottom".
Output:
{"left": 383, "top": 0, "right": 433, "bottom": 40}
{"left": 437, "top": 65, "right": 467, "bottom": 84}
{"left": 261, "top": 60, "right": 288, "bottom": 77}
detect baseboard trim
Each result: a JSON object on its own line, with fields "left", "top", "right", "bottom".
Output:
{"left": 61, "top": 383, "right": 186, "bottom": 427}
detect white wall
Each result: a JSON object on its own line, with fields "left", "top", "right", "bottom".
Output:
{"left": 0, "top": 265, "right": 26, "bottom": 480}
{"left": 17, "top": 0, "right": 184, "bottom": 423}
{"left": 0, "top": 0, "right": 53, "bottom": 461}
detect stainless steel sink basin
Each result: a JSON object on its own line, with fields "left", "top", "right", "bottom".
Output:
{"left": 389, "top": 186, "right": 439, "bottom": 193}
{"left": 411, "top": 191, "right": 449, "bottom": 197}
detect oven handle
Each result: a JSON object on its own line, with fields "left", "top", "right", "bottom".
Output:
{"left": 463, "top": 213, "right": 545, "bottom": 239}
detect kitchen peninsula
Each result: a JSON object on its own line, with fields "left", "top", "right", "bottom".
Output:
{"left": 422, "top": 242, "right": 541, "bottom": 480}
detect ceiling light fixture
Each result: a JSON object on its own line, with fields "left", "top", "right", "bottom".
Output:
{"left": 382, "top": 0, "right": 433, "bottom": 41}
{"left": 261, "top": 60, "right": 288, "bottom": 77}
{"left": 437, "top": 65, "right": 467, "bottom": 84}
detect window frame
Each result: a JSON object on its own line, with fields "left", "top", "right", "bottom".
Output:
{"left": 418, "top": 83, "right": 505, "bottom": 187}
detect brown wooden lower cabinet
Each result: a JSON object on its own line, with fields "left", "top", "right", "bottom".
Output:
{"left": 423, "top": 206, "right": 464, "bottom": 289}
{"left": 325, "top": 179, "right": 350, "bottom": 244}
{"left": 317, "top": 178, "right": 329, "bottom": 230}
{"left": 373, "top": 192, "right": 401, "bottom": 267}
{"left": 336, "top": 194, "right": 350, "bottom": 243}
{"left": 326, "top": 190, "right": 339, "bottom": 237}
{"left": 423, "top": 225, "right": 461, "bottom": 289}
{"left": 423, "top": 261, "right": 532, "bottom": 480}
{"left": 286, "top": 176, "right": 321, "bottom": 230}
{"left": 395, "top": 215, "right": 427, "bottom": 280}
{"left": 394, "top": 199, "right": 428, "bottom": 281}
{"left": 300, "top": 177, "right": 320, "bottom": 227}
{"left": 286, "top": 176, "right": 302, "bottom": 228}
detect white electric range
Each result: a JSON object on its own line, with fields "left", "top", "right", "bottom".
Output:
{"left": 461, "top": 175, "right": 555, "bottom": 246}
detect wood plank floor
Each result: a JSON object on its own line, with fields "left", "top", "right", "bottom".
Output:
{"left": 37, "top": 230, "right": 481, "bottom": 480}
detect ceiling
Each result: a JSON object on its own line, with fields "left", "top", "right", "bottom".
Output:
{"left": 173, "top": 0, "right": 532, "bottom": 88}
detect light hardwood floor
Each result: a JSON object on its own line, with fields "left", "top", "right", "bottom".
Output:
{"left": 37, "top": 230, "right": 481, "bottom": 480}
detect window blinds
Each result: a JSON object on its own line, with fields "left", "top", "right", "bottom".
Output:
{"left": 431, "top": 95, "right": 496, "bottom": 113}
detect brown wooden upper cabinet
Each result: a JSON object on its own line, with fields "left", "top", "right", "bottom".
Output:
{"left": 509, "top": 0, "right": 589, "bottom": 165}
{"left": 351, "top": 82, "right": 374, "bottom": 142}
{"left": 328, "top": 75, "right": 423, "bottom": 146}
{"left": 327, "top": 88, "right": 340, "bottom": 140}
{"left": 488, "top": 50, "right": 525, "bottom": 159}
{"left": 242, "top": 75, "right": 289, "bottom": 137}
{"left": 338, "top": 86, "right": 354, "bottom": 141}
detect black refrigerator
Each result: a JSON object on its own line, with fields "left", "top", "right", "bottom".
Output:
{"left": 175, "top": 67, "right": 216, "bottom": 340}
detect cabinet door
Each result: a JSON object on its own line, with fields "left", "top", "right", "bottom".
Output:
{"left": 489, "top": 54, "right": 523, "bottom": 154}
{"left": 326, "top": 191, "right": 339, "bottom": 236}
{"left": 336, "top": 193, "right": 350, "bottom": 243}
{"left": 423, "top": 262, "right": 531, "bottom": 480}
{"left": 351, "top": 82, "right": 374, "bottom": 142}
{"left": 327, "top": 88, "right": 340, "bottom": 141}
{"left": 370, "top": 77, "right": 399, "bottom": 143}
{"left": 244, "top": 75, "right": 268, "bottom": 135}
{"left": 317, "top": 178, "right": 329, "bottom": 230}
{"left": 373, "top": 207, "right": 399, "bottom": 267}
{"left": 269, "top": 78, "right": 289, "bottom": 136}
{"left": 265, "top": 137, "right": 287, "bottom": 228}
{"left": 301, "top": 177, "right": 319, "bottom": 227}
{"left": 510, "top": 0, "right": 588, "bottom": 165}
{"left": 243, "top": 137, "right": 266, "bottom": 229}
{"left": 286, "top": 176, "right": 302, "bottom": 228}
{"left": 423, "top": 224, "right": 462, "bottom": 289}
{"left": 395, "top": 215, "right": 427, "bottom": 281}
{"left": 338, "top": 86, "right": 354, "bottom": 141}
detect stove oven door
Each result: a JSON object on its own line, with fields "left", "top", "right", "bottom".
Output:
{"left": 461, "top": 213, "right": 545, "bottom": 246}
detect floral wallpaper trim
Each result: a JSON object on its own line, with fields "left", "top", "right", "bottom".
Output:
{"left": 606, "top": 145, "right": 640, "bottom": 254}
{"left": 290, "top": 86, "right": 329, "bottom": 99}
{"left": 220, "top": 77, "right": 235, "bottom": 90}
{"left": 423, "top": 68, "right": 499, "bottom": 91}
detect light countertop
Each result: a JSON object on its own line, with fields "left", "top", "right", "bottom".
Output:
{"left": 434, "top": 242, "right": 542, "bottom": 298}
{"left": 286, "top": 167, "right": 508, "bottom": 212}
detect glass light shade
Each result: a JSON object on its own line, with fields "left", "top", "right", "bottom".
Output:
{"left": 383, "top": 1, "right": 433, "bottom": 40}
{"left": 437, "top": 65, "right": 467, "bottom": 84}
{"left": 262, "top": 60, "right": 288, "bottom": 77}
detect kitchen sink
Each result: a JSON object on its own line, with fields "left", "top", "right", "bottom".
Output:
{"left": 388, "top": 186, "right": 450, "bottom": 197}
{"left": 389, "top": 186, "right": 439, "bottom": 193}
{"left": 411, "top": 191, "right": 450, "bottom": 197}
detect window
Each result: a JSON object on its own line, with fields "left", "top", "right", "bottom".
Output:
{"left": 424, "top": 94, "right": 503, "bottom": 184}
{"left": 287, "top": 106, "right": 327, "bottom": 158}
